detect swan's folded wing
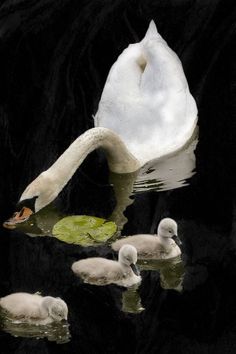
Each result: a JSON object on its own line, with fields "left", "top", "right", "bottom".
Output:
{"left": 95, "top": 20, "right": 198, "bottom": 163}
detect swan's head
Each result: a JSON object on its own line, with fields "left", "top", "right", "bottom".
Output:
{"left": 3, "top": 172, "right": 59, "bottom": 227}
{"left": 118, "top": 244, "right": 140, "bottom": 275}
{"left": 43, "top": 297, "right": 68, "bottom": 322}
{"left": 157, "top": 218, "right": 182, "bottom": 246}
{"left": 19, "top": 172, "right": 60, "bottom": 212}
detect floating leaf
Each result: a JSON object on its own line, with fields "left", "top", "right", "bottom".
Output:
{"left": 52, "top": 215, "right": 117, "bottom": 246}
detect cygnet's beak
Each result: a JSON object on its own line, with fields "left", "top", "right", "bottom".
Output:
{"left": 130, "top": 263, "right": 140, "bottom": 276}
{"left": 172, "top": 234, "right": 182, "bottom": 247}
{"left": 3, "top": 207, "right": 33, "bottom": 229}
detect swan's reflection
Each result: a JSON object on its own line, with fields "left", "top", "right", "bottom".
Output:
{"left": 110, "top": 128, "right": 198, "bottom": 230}
{"left": 12, "top": 205, "right": 64, "bottom": 237}
{"left": 0, "top": 310, "right": 70, "bottom": 344}
{"left": 134, "top": 127, "right": 198, "bottom": 193}
{"left": 138, "top": 256, "right": 184, "bottom": 292}
{"left": 12, "top": 129, "right": 198, "bottom": 235}
{"left": 109, "top": 171, "right": 138, "bottom": 232}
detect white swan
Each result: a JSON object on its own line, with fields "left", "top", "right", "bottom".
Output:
{"left": 112, "top": 218, "right": 181, "bottom": 260}
{"left": 0, "top": 293, "right": 68, "bottom": 324}
{"left": 4, "top": 20, "right": 197, "bottom": 225}
{"left": 94, "top": 20, "right": 197, "bottom": 165}
{"left": 71, "top": 244, "right": 141, "bottom": 287}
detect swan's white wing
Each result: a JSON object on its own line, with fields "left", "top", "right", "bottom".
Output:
{"left": 94, "top": 20, "right": 197, "bottom": 164}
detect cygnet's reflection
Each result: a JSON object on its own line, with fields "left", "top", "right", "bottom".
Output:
{"left": 0, "top": 310, "right": 70, "bottom": 344}
{"left": 121, "top": 284, "right": 144, "bottom": 314}
{"left": 122, "top": 256, "right": 184, "bottom": 313}
{"left": 138, "top": 256, "right": 184, "bottom": 292}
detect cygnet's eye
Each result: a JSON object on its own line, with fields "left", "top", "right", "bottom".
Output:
{"left": 59, "top": 309, "right": 65, "bottom": 316}
{"left": 168, "top": 230, "right": 172, "bottom": 233}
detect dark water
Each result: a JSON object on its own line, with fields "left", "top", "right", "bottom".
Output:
{"left": 1, "top": 146, "right": 236, "bottom": 353}
{"left": 1, "top": 0, "right": 236, "bottom": 353}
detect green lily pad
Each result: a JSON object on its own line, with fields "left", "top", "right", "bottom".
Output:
{"left": 52, "top": 215, "right": 117, "bottom": 246}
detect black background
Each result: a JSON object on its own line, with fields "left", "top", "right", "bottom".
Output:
{"left": 1, "top": 0, "right": 236, "bottom": 353}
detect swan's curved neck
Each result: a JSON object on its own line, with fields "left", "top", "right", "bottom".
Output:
{"left": 48, "top": 127, "right": 140, "bottom": 187}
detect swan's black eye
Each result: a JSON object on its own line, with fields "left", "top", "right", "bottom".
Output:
{"left": 16, "top": 196, "right": 38, "bottom": 213}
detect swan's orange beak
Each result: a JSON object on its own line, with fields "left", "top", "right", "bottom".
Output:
{"left": 3, "top": 207, "right": 33, "bottom": 229}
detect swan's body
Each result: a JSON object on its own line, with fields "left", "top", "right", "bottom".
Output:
{"left": 112, "top": 218, "right": 181, "bottom": 260}
{"left": 94, "top": 20, "right": 197, "bottom": 164}
{"left": 0, "top": 293, "right": 68, "bottom": 324}
{"left": 4, "top": 20, "right": 198, "bottom": 223}
{"left": 71, "top": 244, "right": 141, "bottom": 287}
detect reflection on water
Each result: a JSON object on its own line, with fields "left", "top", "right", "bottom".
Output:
{"left": 110, "top": 129, "right": 198, "bottom": 230}
{"left": 14, "top": 205, "right": 64, "bottom": 237}
{"left": 109, "top": 171, "right": 138, "bottom": 231}
{"left": 12, "top": 130, "right": 198, "bottom": 236}
{"left": 138, "top": 256, "right": 184, "bottom": 292}
{"left": 0, "top": 310, "right": 71, "bottom": 344}
{"left": 134, "top": 128, "right": 198, "bottom": 193}
{"left": 122, "top": 284, "right": 144, "bottom": 314}
{"left": 122, "top": 256, "right": 184, "bottom": 313}
{"left": 1, "top": 123, "right": 236, "bottom": 354}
